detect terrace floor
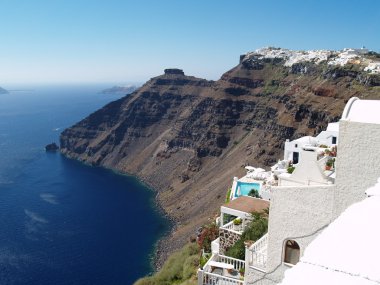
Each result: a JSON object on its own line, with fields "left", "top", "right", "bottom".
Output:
{"left": 224, "top": 196, "right": 270, "bottom": 214}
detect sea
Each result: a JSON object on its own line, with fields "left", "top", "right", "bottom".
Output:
{"left": 0, "top": 85, "right": 169, "bottom": 285}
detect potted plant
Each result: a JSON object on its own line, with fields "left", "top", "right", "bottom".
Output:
{"left": 239, "top": 267, "right": 245, "bottom": 277}
{"left": 287, "top": 166, "right": 295, "bottom": 174}
{"left": 325, "top": 158, "right": 334, "bottom": 170}
{"left": 233, "top": 218, "right": 242, "bottom": 230}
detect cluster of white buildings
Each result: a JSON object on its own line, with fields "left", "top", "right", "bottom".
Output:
{"left": 243, "top": 47, "right": 380, "bottom": 74}
{"left": 197, "top": 97, "right": 380, "bottom": 285}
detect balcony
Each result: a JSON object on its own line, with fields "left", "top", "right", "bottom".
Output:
{"left": 246, "top": 233, "right": 268, "bottom": 272}
{"left": 221, "top": 220, "right": 245, "bottom": 234}
{"left": 198, "top": 254, "right": 245, "bottom": 285}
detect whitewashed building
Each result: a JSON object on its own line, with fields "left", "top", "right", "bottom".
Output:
{"left": 283, "top": 122, "right": 338, "bottom": 164}
{"left": 245, "top": 97, "right": 380, "bottom": 284}
{"left": 198, "top": 97, "right": 380, "bottom": 285}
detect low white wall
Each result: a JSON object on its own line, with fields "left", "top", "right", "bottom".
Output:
{"left": 211, "top": 237, "right": 220, "bottom": 254}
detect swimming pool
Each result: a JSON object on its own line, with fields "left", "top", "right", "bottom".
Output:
{"left": 234, "top": 181, "right": 261, "bottom": 197}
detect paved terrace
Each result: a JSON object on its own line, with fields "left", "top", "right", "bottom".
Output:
{"left": 221, "top": 196, "right": 270, "bottom": 222}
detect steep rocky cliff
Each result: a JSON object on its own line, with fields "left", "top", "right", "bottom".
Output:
{"left": 60, "top": 49, "right": 380, "bottom": 265}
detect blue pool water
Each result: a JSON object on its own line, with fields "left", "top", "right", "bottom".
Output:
{"left": 0, "top": 86, "right": 169, "bottom": 285}
{"left": 234, "top": 181, "right": 261, "bottom": 197}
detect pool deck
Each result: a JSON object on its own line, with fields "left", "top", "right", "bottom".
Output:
{"left": 230, "top": 175, "right": 266, "bottom": 200}
{"left": 238, "top": 176, "right": 263, "bottom": 184}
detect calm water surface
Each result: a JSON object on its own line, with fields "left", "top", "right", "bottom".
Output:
{"left": 0, "top": 86, "right": 168, "bottom": 285}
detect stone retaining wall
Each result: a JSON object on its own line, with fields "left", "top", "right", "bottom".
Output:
{"left": 219, "top": 228, "right": 242, "bottom": 254}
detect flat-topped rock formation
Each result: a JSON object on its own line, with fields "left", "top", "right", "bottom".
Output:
{"left": 164, "top": 68, "right": 185, "bottom": 75}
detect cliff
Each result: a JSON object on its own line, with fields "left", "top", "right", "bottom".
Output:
{"left": 60, "top": 48, "right": 380, "bottom": 265}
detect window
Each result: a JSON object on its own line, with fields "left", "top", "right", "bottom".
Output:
{"left": 284, "top": 240, "right": 300, "bottom": 265}
{"left": 332, "top": 136, "right": 337, "bottom": 144}
{"left": 293, "top": 152, "right": 299, "bottom": 164}
{"left": 295, "top": 144, "right": 298, "bottom": 148}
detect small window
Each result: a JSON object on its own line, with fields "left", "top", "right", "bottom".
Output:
{"left": 332, "top": 136, "right": 337, "bottom": 144}
{"left": 284, "top": 240, "right": 300, "bottom": 265}
{"left": 293, "top": 152, "right": 299, "bottom": 164}
{"left": 295, "top": 144, "right": 298, "bottom": 148}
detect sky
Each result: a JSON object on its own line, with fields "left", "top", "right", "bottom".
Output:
{"left": 0, "top": 0, "right": 379, "bottom": 85}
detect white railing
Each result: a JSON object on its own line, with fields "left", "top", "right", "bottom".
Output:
{"left": 198, "top": 254, "right": 245, "bottom": 285}
{"left": 249, "top": 251, "right": 267, "bottom": 270}
{"left": 250, "top": 233, "right": 268, "bottom": 253}
{"left": 199, "top": 271, "right": 244, "bottom": 285}
{"left": 216, "top": 254, "right": 245, "bottom": 271}
{"left": 221, "top": 220, "right": 244, "bottom": 234}
{"left": 247, "top": 233, "right": 268, "bottom": 272}
{"left": 317, "top": 155, "right": 329, "bottom": 167}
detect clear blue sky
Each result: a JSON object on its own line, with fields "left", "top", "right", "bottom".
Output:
{"left": 1, "top": 0, "right": 379, "bottom": 85}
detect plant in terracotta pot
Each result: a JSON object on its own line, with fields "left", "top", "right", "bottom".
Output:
{"left": 325, "top": 158, "right": 334, "bottom": 170}
{"left": 239, "top": 267, "right": 245, "bottom": 277}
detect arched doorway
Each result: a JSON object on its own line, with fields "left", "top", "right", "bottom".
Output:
{"left": 284, "top": 240, "right": 300, "bottom": 265}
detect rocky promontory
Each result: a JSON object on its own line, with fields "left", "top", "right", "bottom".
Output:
{"left": 101, "top": 85, "right": 138, "bottom": 95}
{"left": 60, "top": 47, "right": 380, "bottom": 266}
{"left": 0, "top": 87, "right": 9, "bottom": 94}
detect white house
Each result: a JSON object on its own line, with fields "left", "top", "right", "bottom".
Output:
{"left": 283, "top": 122, "right": 338, "bottom": 164}
{"left": 245, "top": 97, "right": 380, "bottom": 284}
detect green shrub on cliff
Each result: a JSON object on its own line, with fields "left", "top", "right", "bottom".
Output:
{"left": 225, "top": 210, "right": 269, "bottom": 260}
{"left": 225, "top": 188, "right": 232, "bottom": 203}
{"left": 134, "top": 243, "right": 199, "bottom": 285}
{"left": 197, "top": 223, "right": 219, "bottom": 253}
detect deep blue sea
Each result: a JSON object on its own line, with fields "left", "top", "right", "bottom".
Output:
{"left": 0, "top": 86, "right": 168, "bottom": 285}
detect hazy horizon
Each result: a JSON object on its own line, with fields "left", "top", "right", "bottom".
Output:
{"left": 1, "top": 0, "right": 380, "bottom": 85}
{"left": 2, "top": 81, "right": 145, "bottom": 90}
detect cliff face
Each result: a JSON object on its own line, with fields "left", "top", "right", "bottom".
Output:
{"left": 60, "top": 51, "right": 380, "bottom": 265}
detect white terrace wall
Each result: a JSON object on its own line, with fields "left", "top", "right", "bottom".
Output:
{"left": 333, "top": 120, "right": 380, "bottom": 218}
{"left": 245, "top": 185, "right": 335, "bottom": 285}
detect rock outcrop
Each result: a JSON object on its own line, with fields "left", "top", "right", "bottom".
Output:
{"left": 0, "top": 87, "right": 9, "bottom": 94}
{"left": 100, "top": 85, "right": 138, "bottom": 94}
{"left": 60, "top": 48, "right": 380, "bottom": 266}
{"left": 45, "top": 142, "right": 59, "bottom": 152}
{"left": 164, "top": 68, "right": 185, "bottom": 75}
